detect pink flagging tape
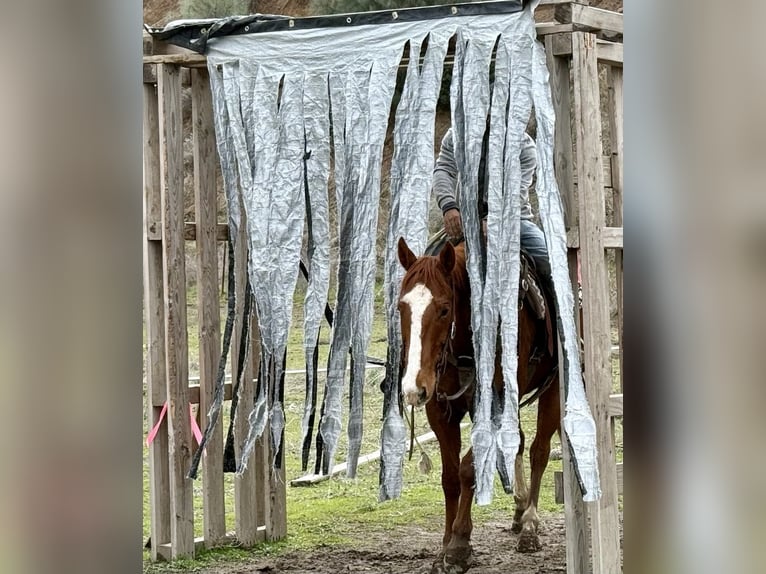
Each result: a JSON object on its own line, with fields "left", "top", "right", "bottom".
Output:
{"left": 145, "top": 402, "right": 168, "bottom": 447}
{"left": 189, "top": 404, "right": 203, "bottom": 445}
{"left": 146, "top": 401, "right": 204, "bottom": 452}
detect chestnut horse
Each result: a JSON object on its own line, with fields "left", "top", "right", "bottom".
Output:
{"left": 397, "top": 237, "right": 560, "bottom": 573}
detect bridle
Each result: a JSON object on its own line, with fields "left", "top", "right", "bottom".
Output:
{"left": 434, "top": 276, "right": 474, "bottom": 403}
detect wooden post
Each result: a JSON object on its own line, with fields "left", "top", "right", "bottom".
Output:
{"left": 572, "top": 32, "right": 621, "bottom": 573}
{"left": 546, "top": 34, "right": 591, "bottom": 574}
{"left": 233, "top": 224, "right": 259, "bottom": 545}
{"left": 191, "top": 67, "right": 226, "bottom": 546}
{"left": 158, "top": 63, "right": 195, "bottom": 559}
{"left": 143, "top": 79, "right": 171, "bottom": 561}
{"left": 607, "top": 66, "right": 624, "bottom": 392}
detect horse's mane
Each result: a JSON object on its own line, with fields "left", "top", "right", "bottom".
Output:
{"left": 402, "top": 243, "right": 469, "bottom": 297}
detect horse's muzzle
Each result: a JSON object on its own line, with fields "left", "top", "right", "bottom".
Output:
{"left": 404, "top": 387, "right": 429, "bottom": 407}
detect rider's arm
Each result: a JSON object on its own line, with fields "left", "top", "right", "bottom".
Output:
{"left": 519, "top": 133, "right": 537, "bottom": 220}
{"left": 433, "top": 128, "right": 459, "bottom": 214}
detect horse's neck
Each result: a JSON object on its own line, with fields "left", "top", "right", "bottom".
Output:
{"left": 451, "top": 247, "right": 473, "bottom": 353}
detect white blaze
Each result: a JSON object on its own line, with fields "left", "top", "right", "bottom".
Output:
{"left": 400, "top": 283, "right": 433, "bottom": 398}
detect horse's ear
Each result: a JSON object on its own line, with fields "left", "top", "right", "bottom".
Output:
{"left": 398, "top": 237, "right": 417, "bottom": 271}
{"left": 439, "top": 242, "right": 456, "bottom": 274}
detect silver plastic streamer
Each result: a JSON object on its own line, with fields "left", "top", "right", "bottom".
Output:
{"left": 451, "top": 28, "right": 498, "bottom": 506}
{"left": 300, "top": 73, "right": 331, "bottom": 471}
{"left": 328, "top": 57, "right": 400, "bottom": 478}
{"left": 380, "top": 32, "right": 450, "bottom": 501}
{"left": 202, "top": 0, "right": 600, "bottom": 500}
{"left": 530, "top": 34, "right": 601, "bottom": 501}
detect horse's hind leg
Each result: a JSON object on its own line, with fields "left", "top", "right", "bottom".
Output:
{"left": 443, "top": 448, "right": 475, "bottom": 574}
{"left": 517, "top": 378, "right": 560, "bottom": 553}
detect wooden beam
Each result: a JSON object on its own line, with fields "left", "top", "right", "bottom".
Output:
{"left": 602, "top": 227, "right": 623, "bottom": 249}
{"left": 188, "top": 382, "right": 233, "bottom": 405}
{"left": 572, "top": 32, "right": 621, "bottom": 573}
{"left": 565, "top": 226, "right": 623, "bottom": 249}
{"left": 192, "top": 67, "right": 227, "bottom": 547}
{"left": 233, "top": 222, "right": 259, "bottom": 545}
{"left": 572, "top": 155, "right": 612, "bottom": 187}
{"left": 597, "top": 41, "right": 623, "bottom": 67}
{"left": 546, "top": 36, "right": 590, "bottom": 574}
{"left": 556, "top": 4, "right": 623, "bottom": 36}
{"left": 144, "top": 80, "right": 171, "bottom": 562}
{"left": 536, "top": 22, "right": 575, "bottom": 38}
{"left": 608, "top": 394, "right": 623, "bottom": 418}
{"left": 155, "top": 533, "right": 257, "bottom": 562}
{"left": 549, "top": 35, "right": 623, "bottom": 67}
{"left": 290, "top": 424, "right": 469, "bottom": 486}
{"left": 616, "top": 462, "right": 623, "bottom": 495}
{"left": 144, "top": 53, "right": 208, "bottom": 67}
{"left": 146, "top": 222, "right": 229, "bottom": 242}
{"left": 607, "top": 67, "right": 624, "bottom": 393}
{"left": 158, "top": 63, "right": 195, "bottom": 559}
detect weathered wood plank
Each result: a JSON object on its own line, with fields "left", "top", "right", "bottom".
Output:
{"left": 596, "top": 41, "right": 623, "bottom": 67}
{"left": 546, "top": 36, "right": 590, "bottom": 574}
{"left": 233, "top": 224, "right": 259, "bottom": 545}
{"left": 602, "top": 227, "right": 622, "bottom": 249}
{"left": 147, "top": 222, "right": 229, "bottom": 242}
{"left": 550, "top": 35, "right": 623, "bottom": 67}
{"left": 144, "top": 80, "right": 171, "bottom": 561}
{"left": 536, "top": 22, "right": 575, "bottom": 38}
{"left": 158, "top": 63, "right": 195, "bottom": 559}
{"left": 572, "top": 155, "right": 612, "bottom": 187}
{"left": 616, "top": 462, "right": 623, "bottom": 494}
{"left": 607, "top": 67, "right": 624, "bottom": 392}
{"left": 608, "top": 394, "right": 623, "bottom": 418}
{"left": 144, "top": 53, "right": 208, "bottom": 67}
{"left": 572, "top": 32, "right": 621, "bottom": 574}
{"left": 192, "top": 67, "right": 226, "bottom": 547}
{"left": 565, "top": 226, "right": 621, "bottom": 249}
{"left": 557, "top": 4, "right": 623, "bottom": 35}
{"left": 155, "top": 533, "right": 261, "bottom": 562}
{"left": 189, "top": 382, "right": 233, "bottom": 405}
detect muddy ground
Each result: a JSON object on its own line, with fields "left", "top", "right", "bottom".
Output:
{"left": 199, "top": 515, "right": 569, "bottom": 574}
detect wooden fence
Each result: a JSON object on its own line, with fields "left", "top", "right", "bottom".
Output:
{"left": 143, "top": 56, "right": 286, "bottom": 561}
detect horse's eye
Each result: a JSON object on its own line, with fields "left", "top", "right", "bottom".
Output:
{"left": 439, "top": 306, "right": 450, "bottom": 319}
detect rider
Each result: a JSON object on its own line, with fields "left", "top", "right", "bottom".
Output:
{"left": 431, "top": 126, "right": 551, "bottom": 283}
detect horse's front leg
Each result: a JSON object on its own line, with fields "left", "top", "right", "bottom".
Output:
{"left": 442, "top": 447, "right": 475, "bottom": 573}
{"left": 425, "top": 398, "right": 461, "bottom": 552}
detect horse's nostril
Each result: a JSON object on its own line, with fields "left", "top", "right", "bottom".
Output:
{"left": 418, "top": 388, "right": 427, "bottom": 403}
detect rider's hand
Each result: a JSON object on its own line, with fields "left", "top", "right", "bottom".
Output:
{"left": 443, "top": 209, "right": 463, "bottom": 239}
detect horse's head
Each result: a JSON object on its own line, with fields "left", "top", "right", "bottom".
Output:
{"left": 397, "top": 237, "right": 457, "bottom": 407}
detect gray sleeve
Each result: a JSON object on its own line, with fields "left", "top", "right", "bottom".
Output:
{"left": 433, "top": 128, "right": 459, "bottom": 214}
{"left": 519, "top": 132, "right": 537, "bottom": 220}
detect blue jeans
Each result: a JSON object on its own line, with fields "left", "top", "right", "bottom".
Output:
{"left": 520, "top": 219, "right": 551, "bottom": 280}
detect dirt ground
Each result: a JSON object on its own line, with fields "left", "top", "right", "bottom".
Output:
{"left": 200, "top": 515, "right": 568, "bottom": 574}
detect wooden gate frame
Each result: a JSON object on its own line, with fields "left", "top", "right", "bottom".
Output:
{"left": 142, "top": 1, "right": 623, "bottom": 570}
{"left": 143, "top": 48, "right": 286, "bottom": 561}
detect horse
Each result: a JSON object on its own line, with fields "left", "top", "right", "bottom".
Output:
{"left": 396, "top": 237, "right": 560, "bottom": 573}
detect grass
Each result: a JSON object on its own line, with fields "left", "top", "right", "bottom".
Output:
{"left": 143, "top": 280, "right": 618, "bottom": 572}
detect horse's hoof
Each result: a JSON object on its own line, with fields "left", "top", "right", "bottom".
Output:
{"left": 516, "top": 530, "right": 542, "bottom": 553}
{"left": 510, "top": 519, "right": 523, "bottom": 534}
{"left": 443, "top": 542, "right": 474, "bottom": 574}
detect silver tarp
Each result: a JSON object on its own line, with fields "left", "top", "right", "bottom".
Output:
{"left": 380, "top": 32, "right": 449, "bottom": 500}
{"left": 203, "top": 0, "right": 600, "bottom": 502}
